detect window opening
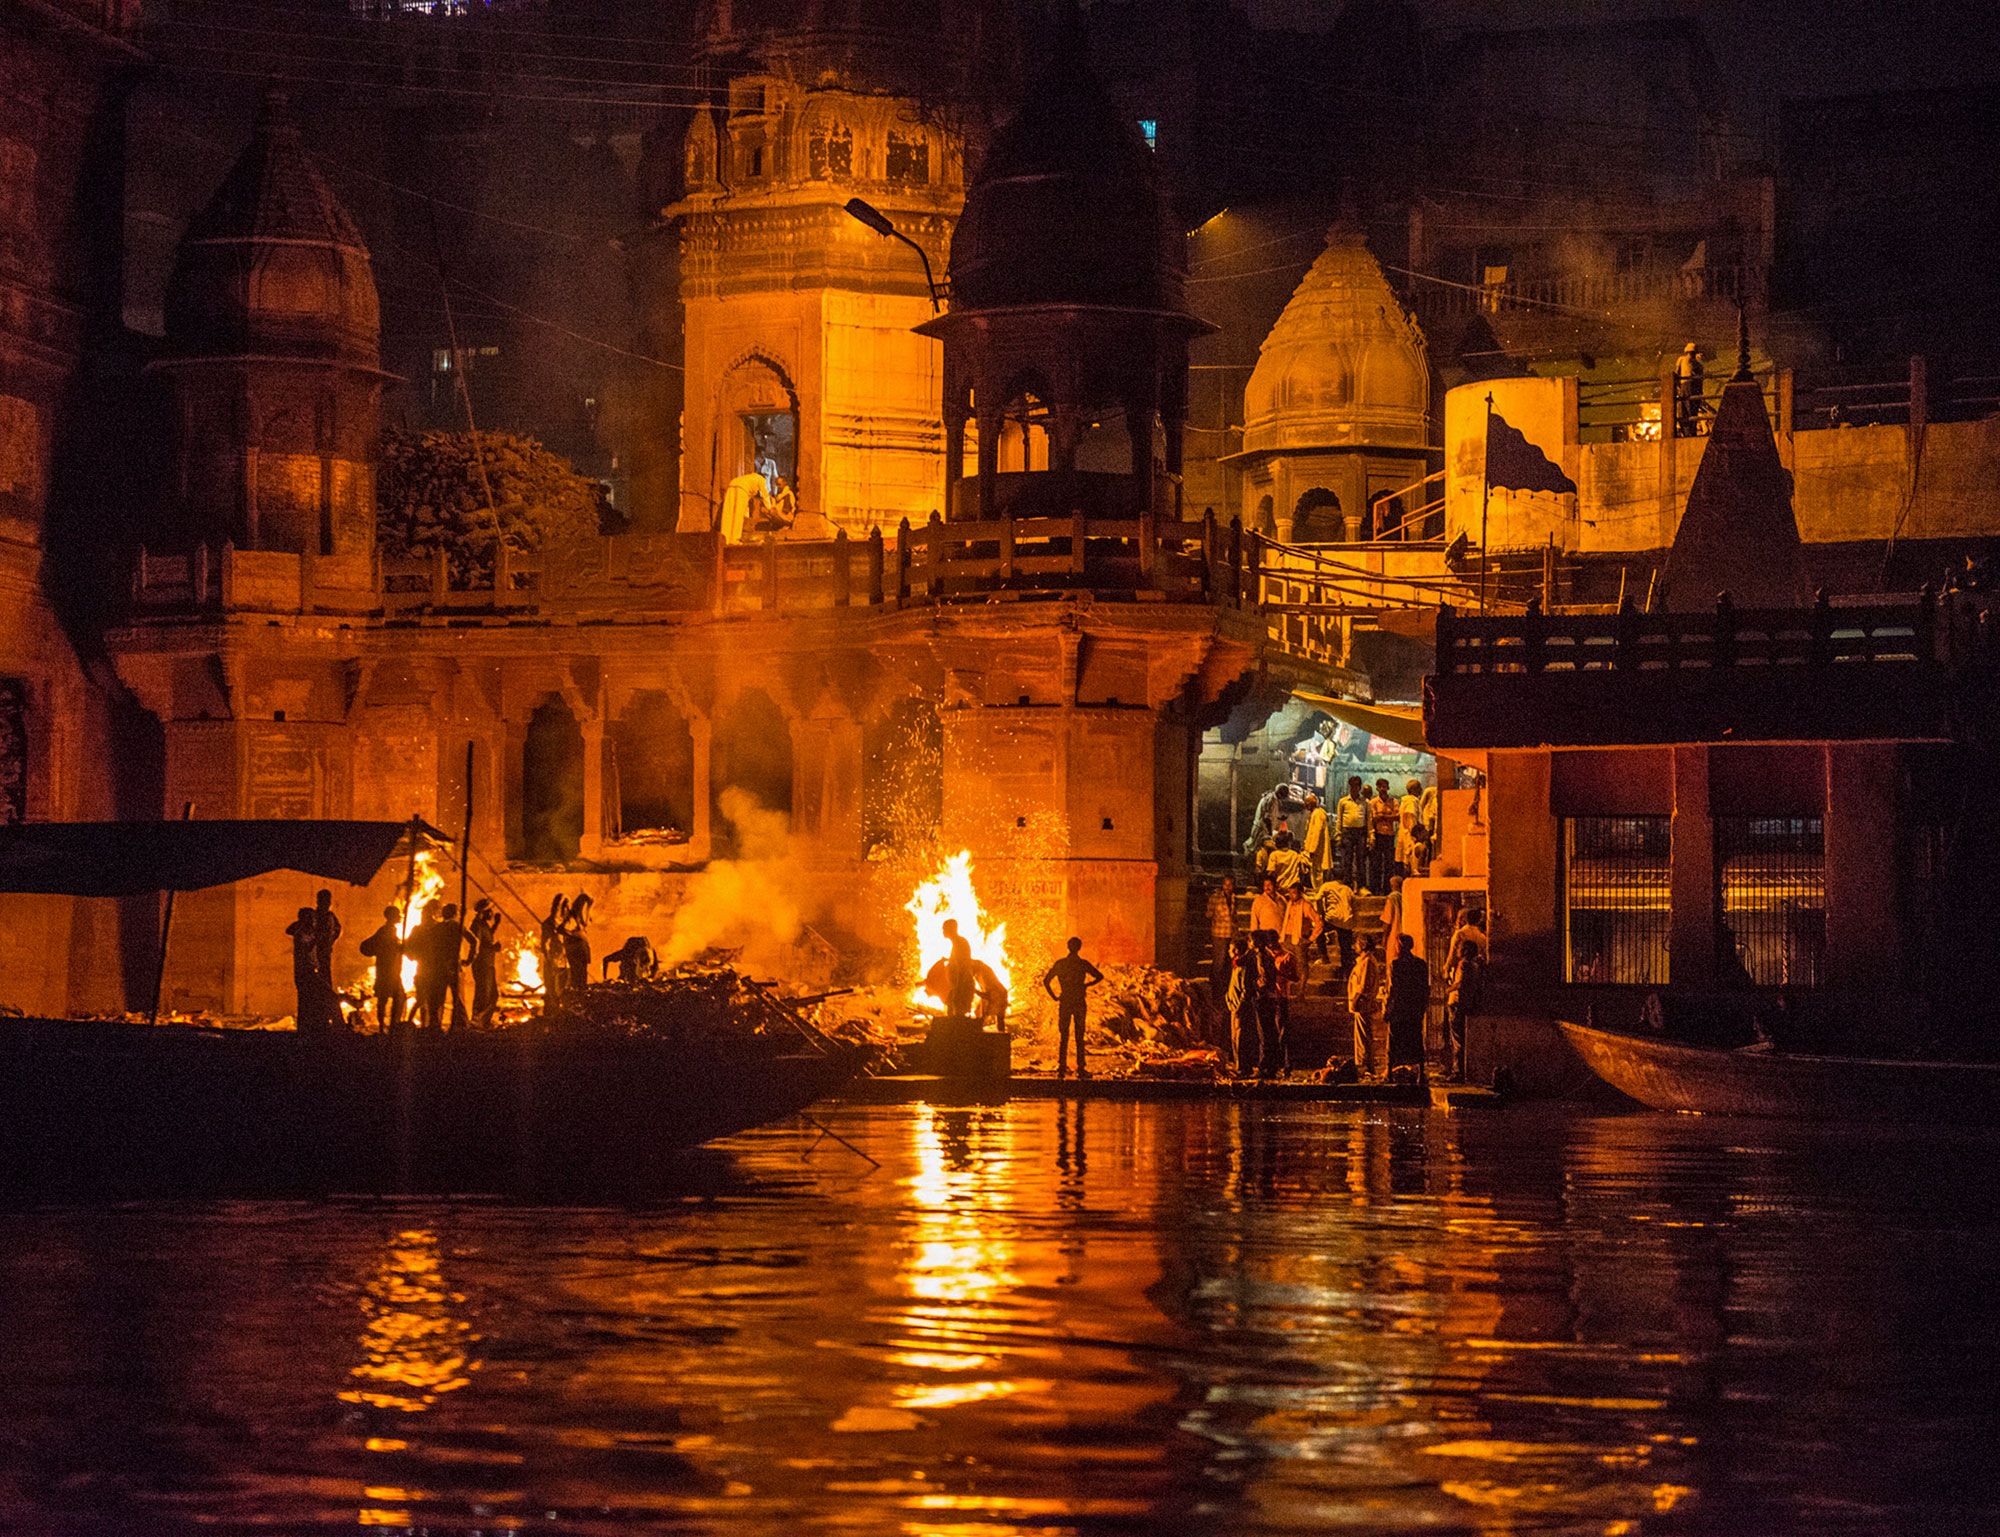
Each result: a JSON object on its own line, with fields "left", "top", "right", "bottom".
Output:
{"left": 1715, "top": 816, "right": 1825, "bottom": 986}
{"left": 1563, "top": 815, "right": 1670, "bottom": 983}
{"left": 886, "top": 133, "right": 929, "bottom": 185}
{"left": 0, "top": 679, "right": 26, "bottom": 825}
{"left": 808, "top": 124, "right": 853, "bottom": 180}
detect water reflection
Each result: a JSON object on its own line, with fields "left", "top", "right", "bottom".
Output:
{"left": 0, "top": 1105, "right": 1995, "bottom": 1534}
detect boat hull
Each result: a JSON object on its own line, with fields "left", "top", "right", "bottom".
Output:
{"left": 0, "top": 1022, "right": 854, "bottom": 1193}
{"left": 1558, "top": 1020, "right": 2000, "bottom": 1124}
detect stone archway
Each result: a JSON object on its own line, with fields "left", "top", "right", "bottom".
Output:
{"left": 711, "top": 686, "right": 793, "bottom": 856}
{"left": 1292, "top": 486, "right": 1342, "bottom": 542}
{"left": 520, "top": 695, "right": 585, "bottom": 863}
{"left": 608, "top": 690, "right": 696, "bottom": 843}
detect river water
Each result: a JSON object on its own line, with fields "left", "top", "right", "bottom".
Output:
{"left": 3, "top": 1101, "right": 1997, "bottom": 1535}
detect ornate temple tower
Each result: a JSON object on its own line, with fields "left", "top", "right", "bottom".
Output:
{"left": 671, "top": 4, "right": 994, "bottom": 537}
{"left": 155, "top": 88, "right": 384, "bottom": 595}
{"left": 908, "top": 29, "right": 1246, "bottom": 966}
{"left": 1231, "top": 226, "right": 1431, "bottom": 542}
{"left": 920, "top": 37, "right": 1206, "bottom": 528}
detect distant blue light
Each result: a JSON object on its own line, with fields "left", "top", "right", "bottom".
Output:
{"left": 1138, "top": 119, "right": 1158, "bottom": 150}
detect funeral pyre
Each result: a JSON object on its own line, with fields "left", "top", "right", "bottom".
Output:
{"left": 808, "top": 842, "right": 1226, "bottom": 1074}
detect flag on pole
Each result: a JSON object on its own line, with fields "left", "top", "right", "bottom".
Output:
{"left": 1485, "top": 411, "right": 1577, "bottom": 495}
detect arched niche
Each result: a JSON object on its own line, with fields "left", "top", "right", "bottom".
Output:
{"left": 995, "top": 373, "right": 1051, "bottom": 474}
{"left": 1292, "top": 486, "right": 1342, "bottom": 543}
{"left": 608, "top": 690, "right": 695, "bottom": 843}
{"left": 1252, "top": 493, "right": 1277, "bottom": 537}
{"left": 520, "top": 695, "right": 585, "bottom": 864}
{"left": 711, "top": 686, "right": 792, "bottom": 856}
{"left": 715, "top": 353, "right": 799, "bottom": 489}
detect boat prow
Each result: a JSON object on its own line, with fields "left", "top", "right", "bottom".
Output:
{"left": 1558, "top": 1019, "right": 2000, "bottom": 1124}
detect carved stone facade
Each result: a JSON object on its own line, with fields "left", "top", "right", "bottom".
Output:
{"left": 671, "top": 76, "right": 961, "bottom": 538}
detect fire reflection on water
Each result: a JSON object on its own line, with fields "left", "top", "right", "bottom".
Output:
{"left": 340, "top": 1228, "right": 480, "bottom": 1530}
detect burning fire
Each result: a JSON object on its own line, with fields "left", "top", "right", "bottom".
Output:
{"left": 906, "top": 850, "right": 1010, "bottom": 1009}
{"left": 510, "top": 941, "right": 543, "bottom": 995}
{"left": 397, "top": 850, "right": 445, "bottom": 994}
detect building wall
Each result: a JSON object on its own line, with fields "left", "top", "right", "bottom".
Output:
{"left": 0, "top": 3, "right": 141, "bottom": 1017}
{"left": 1445, "top": 376, "right": 2000, "bottom": 561}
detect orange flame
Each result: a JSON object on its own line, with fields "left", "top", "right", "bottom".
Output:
{"left": 509, "top": 941, "right": 543, "bottom": 995}
{"left": 906, "top": 850, "right": 1009, "bottom": 1009}
{"left": 397, "top": 851, "right": 445, "bottom": 994}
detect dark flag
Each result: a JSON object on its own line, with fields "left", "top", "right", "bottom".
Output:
{"left": 1485, "top": 410, "right": 1577, "bottom": 495}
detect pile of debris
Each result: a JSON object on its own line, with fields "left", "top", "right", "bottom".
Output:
{"left": 1087, "top": 964, "right": 1219, "bottom": 1053}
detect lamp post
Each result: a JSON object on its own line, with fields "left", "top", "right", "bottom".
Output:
{"left": 844, "top": 197, "right": 942, "bottom": 314}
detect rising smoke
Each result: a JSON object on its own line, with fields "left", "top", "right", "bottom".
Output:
{"left": 654, "top": 786, "right": 805, "bottom": 972}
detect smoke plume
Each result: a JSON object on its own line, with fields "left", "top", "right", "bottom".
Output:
{"left": 655, "top": 787, "right": 804, "bottom": 971}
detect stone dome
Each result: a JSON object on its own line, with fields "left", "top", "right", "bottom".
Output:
{"left": 946, "top": 45, "right": 1184, "bottom": 314}
{"left": 1241, "top": 227, "right": 1429, "bottom": 455}
{"left": 164, "top": 90, "right": 380, "bottom": 366}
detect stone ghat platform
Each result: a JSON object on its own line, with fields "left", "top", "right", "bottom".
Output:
{"left": 839, "top": 1074, "right": 1505, "bottom": 1109}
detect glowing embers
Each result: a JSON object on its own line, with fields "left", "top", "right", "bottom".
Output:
{"left": 905, "top": 850, "right": 1009, "bottom": 1010}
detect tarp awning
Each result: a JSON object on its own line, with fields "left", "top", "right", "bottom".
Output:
{"left": 1292, "top": 693, "right": 1488, "bottom": 772}
{"left": 0, "top": 819, "right": 448, "bottom": 897}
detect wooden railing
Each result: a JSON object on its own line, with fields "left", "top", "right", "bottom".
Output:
{"left": 1436, "top": 591, "right": 1995, "bottom": 678}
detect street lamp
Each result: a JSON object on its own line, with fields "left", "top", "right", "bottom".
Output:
{"left": 844, "top": 196, "right": 942, "bottom": 313}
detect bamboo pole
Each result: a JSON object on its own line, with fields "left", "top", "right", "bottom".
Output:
{"left": 147, "top": 800, "right": 195, "bottom": 1026}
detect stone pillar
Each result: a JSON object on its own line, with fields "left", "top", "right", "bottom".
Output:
{"left": 688, "top": 714, "right": 713, "bottom": 863}
{"left": 1669, "top": 745, "right": 1715, "bottom": 987}
{"left": 975, "top": 406, "right": 999, "bottom": 519}
{"left": 579, "top": 715, "right": 605, "bottom": 858}
{"left": 790, "top": 713, "right": 864, "bottom": 861}
{"left": 943, "top": 405, "right": 965, "bottom": 520}
{"left": 1824, "top": 743, "right": 1899, "bottom": 992}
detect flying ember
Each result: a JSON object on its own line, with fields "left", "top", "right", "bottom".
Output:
{"left": 906, "top": 851, "right": 1009, "bottom": 1009}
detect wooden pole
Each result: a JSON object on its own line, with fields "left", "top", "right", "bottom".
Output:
{"left": 1479, "top": 391, "right": 1494, "bottom": 615}
{"left": 148, "top": 800, "right": 195, "bottom": 1026}
{"left": 458, "top": 740, "right": 474, "bottom": 919}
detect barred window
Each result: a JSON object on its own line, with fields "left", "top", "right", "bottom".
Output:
{"left": 1715, "top": 817, "right": 1825, "bottom": 986}
{"left": 886, "top": 133, "right": 929, "bottom": 185}
{"left": 1563, "top": 816, "right": 1670, "bottom": 984}
{"left": 808, "top": 125, "right": 852, "bottom": 180}
{"left": 0, "top": 678, "right": 26, "bottom": 825}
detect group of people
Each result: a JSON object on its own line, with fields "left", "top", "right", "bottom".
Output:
{"left": 1246, "top": 774, "right": 1437, "bottom": 896}
{"left": 355, "top": 895, "right": 505, "bottom": 1033}
{"left": 290, "top": 891, "right": 507, "bottom": 1035}
{"left": 537, "top": 893, "right": 602, "bottom": 1008}
{"left": 286, "top": 880, "right": 681, "bottom": 1035}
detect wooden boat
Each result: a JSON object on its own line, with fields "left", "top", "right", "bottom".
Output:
{"left": 1558, "top": 1017, "right": 2000, "bottom": 1124}
{"left": 0, "top": 1019, "right": 857, "bottom": 1193}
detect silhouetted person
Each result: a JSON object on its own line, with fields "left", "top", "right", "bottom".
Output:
{"left": 357, "top": 903, "right": 406, "bottom": 1034}
{"left": 1368, "top": 778, "right": 1398, "bottom": 893}
{"left": 1348, "top": 932, "right": 1384, "bottom": 1081}
{"left": 1336, "top": 775, "right": 1370, "bottom": 888}
{"left": 564, "top": 893, "right": 594, "bottom": 1002}
{"left": 1444, "top": 909, "right": 1487, "bottom": 1080}
{"left": 942, "top": 918, "right": 976, "bottom": 1017}
{"left": 602, "top": 935, "right": 659, "bottom": 983}
{"left": 1225, "top": 935, "right": 1261, "bottom": 1076}
{"left": 1385, "top": 934, "right": 1430, "bottom": 1082}
{"left": 540, "top": 894, "right": 570, "bottom": 1007}
{"left": 286, "top": 906, "right": 333, "bottom": 1036}
{"left": 1206, "top": 875, "right": 1239, "bottom": 1005}
{"left": 411, "top": 903, "right": 466, "bottom": 1032}
{"left": 971, "top": 958, "right": 1009, "bottom": 1029}
{"left": 1674, "top": 342, "right": 1706, "bottom": 436}
{"left": 1717, "top": 921, "right": 1755, "bottom": 991}
{"left": 469, "top": 897, "right": 502, "bottom": 1026}
{"left": 1259, "top": 930, "right": 1296, "bottom": 1078}
{"left": 1041, "top": 937, "right": 1103, "bottom": 1079}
